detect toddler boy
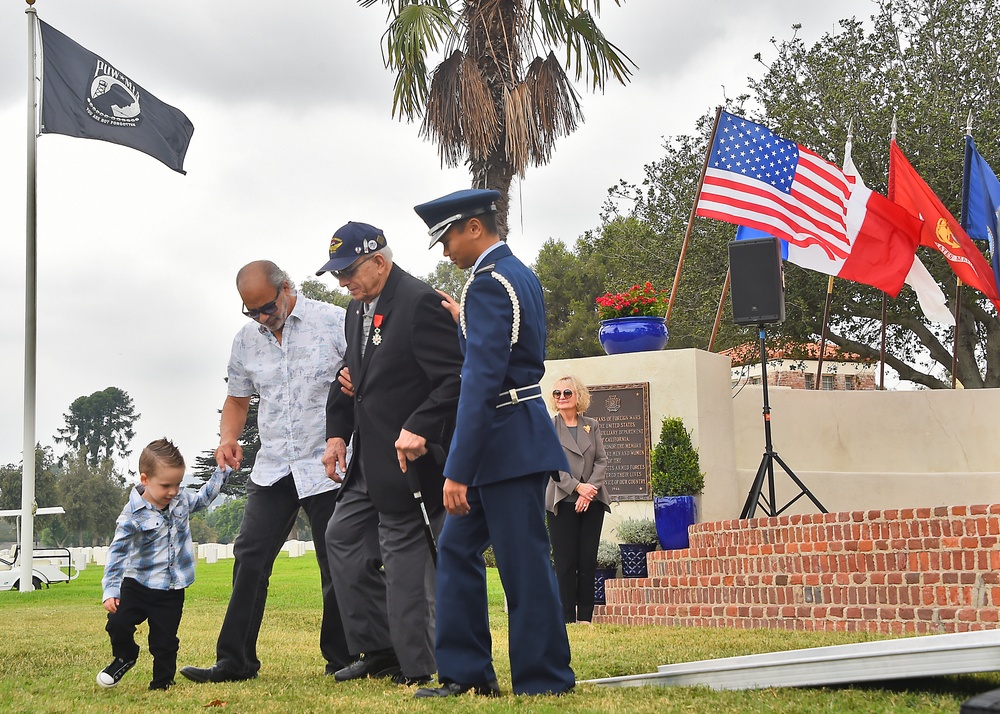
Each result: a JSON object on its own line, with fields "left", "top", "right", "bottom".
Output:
{"left": 99, "top": 438, "right": 228, "bottom": 690}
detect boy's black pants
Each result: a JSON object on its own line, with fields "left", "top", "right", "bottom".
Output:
{"left": 106, "top": 577, "right": 185, "bottom": 687}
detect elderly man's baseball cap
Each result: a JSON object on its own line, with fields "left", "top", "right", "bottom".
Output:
{"left": 315, "top": 221, "right": 388, "bottom": 276}
{"left": 413, "top": 189, "right": 501, "bottom": 249}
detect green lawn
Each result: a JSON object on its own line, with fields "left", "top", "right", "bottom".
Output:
{"left": 1, "top": 554, "right": 997, "bottom": 713}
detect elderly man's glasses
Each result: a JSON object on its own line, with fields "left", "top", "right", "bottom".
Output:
{"left": 331, "top": 254, "right": 375, "bottom": 279}
{"left": 242, "top": 287, "right": 282, "bottom": 319}
{"left": 552, "top": 389, "right": 574, "bottom": 399}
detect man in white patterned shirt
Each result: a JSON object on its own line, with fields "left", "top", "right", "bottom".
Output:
{"left": 180, "top": 260, "right": 351, "bottom": 683}
{"left": 100, "top": 439, "right": 228, "bottom": 690}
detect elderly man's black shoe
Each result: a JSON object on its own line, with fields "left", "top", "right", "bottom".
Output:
{"left": 333, "top": 649, "right": 401, "bottom": 682}
{"left": 413, "top": 679, "right": 502, "bottom": 698}
{"left": 179, "top": 665, "right": 257, "bottom": 683}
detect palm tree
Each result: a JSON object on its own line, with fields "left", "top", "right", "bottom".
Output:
{"left": 360, "top": 0, "right": 633, "bottom": 238}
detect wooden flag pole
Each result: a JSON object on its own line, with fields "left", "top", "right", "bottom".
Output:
{"left": 707, "top": 267, "right": 731, "bottom": 352}
{"left": 667, "top": 106, "right": 723, "bottom": 324}
{"left": 879, "top": 294, "right": 887, "bottom": 390}
{"left": 814, "top": 276, "right": 835, "bottom": 388}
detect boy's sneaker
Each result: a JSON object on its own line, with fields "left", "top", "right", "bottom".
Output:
{"left": 97, "top": 657, "right": 136, "bottom": 688}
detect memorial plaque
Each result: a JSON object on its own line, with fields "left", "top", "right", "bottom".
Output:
{"left": 586, "top": 383, "right": 651, "bottom": 500}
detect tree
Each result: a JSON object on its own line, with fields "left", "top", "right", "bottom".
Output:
{"left": 363, "top": 0, "right": 633, "bottom": 237}
{"left": 56, "top": 449, "right": 128, "bottom": 546}
{"left": 193, "top": 393, "right": 260, "bottom": 497}
{"left": 54, "top": 387, "right": 139, "bottom": 466}
{"left": 206, "top": 498, "right": 247, "bottom": 544}
{"left": 300, "top": 278, "right": 351, "bottom": 308}
{"left": 533, "top": 235, "right": 607, "bottom": 358}
{"left": 423, "top": 260, "right": 470, "bottom": 297}
{"left": 0, "top": 446, "right": 59, "bottom": 512}
{"left": 746, "top": 0, "right": 1000, "bottom": 387}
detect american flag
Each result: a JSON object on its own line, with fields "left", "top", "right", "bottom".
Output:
{"left": 697, "top": 112, "right": 852, "bottom": 262}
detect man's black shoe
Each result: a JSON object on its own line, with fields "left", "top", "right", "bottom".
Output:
{"left": 333, "top": 649, "right": 400, "bottom": 682}
{"left": 414, "top": 679, "right": 502, "bottom": 698}
{"left": 178, "top": 664, "right": 257, "bottom": 683}
{"left": 148, "top": 680, "right": 174, "bottom": 691}
{"left": 391, "top": 672, "right": 433, "bottom": 686}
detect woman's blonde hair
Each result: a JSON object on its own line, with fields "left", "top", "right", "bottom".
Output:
{"left": 548, "top": 375, "right": 590, "bottom": 414}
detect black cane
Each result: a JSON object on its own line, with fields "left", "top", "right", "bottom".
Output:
{"left": 404, "top": 443, "right": 445, "bottom": 566}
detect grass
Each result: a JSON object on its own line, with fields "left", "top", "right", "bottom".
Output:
{"left": 1, "top": 555, "right": 998, "bottom": 712}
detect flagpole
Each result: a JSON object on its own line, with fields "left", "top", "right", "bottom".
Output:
{"left": 952, "top": 279, "right": 962, "bottom": 389}
{"left": 20, "top": 0, "right": 38, "bottom": 592}
{"left": 666, "top": 106, "right": 723, "bottom": 324}
{"left": 814, "top": 276, "right": 835, "bottom": 385}
{"left": 707, "top": 267, "right": 730, "bottom": 352}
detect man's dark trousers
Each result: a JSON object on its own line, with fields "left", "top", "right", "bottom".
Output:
{"left": 215, "top": 474, "right": 349, "bottom": 675}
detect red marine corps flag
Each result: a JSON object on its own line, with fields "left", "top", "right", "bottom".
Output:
{"left": 889, "top": 140, "right": 1000, "bottom": 311}
{"left": 38, "top": 20, "right": 194, "bottom": 173}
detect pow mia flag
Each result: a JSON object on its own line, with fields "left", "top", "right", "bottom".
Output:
{"left": 39, "top": 21, "right": 194, "bottom": 174}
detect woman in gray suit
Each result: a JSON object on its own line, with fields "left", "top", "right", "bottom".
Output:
{"left": 545, "top": 375, "right": 610, "bottom": 624}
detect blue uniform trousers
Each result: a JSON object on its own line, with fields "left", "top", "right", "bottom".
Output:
{"left": 434, "top": 472, "right": 574, "bottom": 695}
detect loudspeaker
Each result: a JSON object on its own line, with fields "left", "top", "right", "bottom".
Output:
{"left": 729, "top": 237, "right": 785, "bottom": 325}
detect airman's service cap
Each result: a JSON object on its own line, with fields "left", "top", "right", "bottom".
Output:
{"left": 414, "top": 188, "right": 501, "bottom": 249}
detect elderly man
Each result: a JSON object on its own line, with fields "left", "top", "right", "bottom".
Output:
{"left": 180, "top": 260, "right": 350, "bottom": 683}
{"left": 412, "top": 189, "right": 575, "bottom": 698}
{"left": 318, "top": 222, "right": 463, "bottom": 686}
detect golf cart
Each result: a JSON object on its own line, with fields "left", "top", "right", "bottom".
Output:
{"left": 0, "top": 507, "right": 80, "bottom": 591}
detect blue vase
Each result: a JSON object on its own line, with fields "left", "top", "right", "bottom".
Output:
{"left": 653, "top": 495, "right": 697, "bottom": 550}
{"left": 598, "top": 317, "right": 668, "bottom": 355}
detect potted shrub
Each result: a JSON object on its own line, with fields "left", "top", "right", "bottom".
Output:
{"left": 614, "top": 517, "right": 658, "bottom": 578}
{"left": 594, "top": 540, "right": 620, "bottom": 605}
{"left": 650, "top": 416, "right": 705, "bottom": 550}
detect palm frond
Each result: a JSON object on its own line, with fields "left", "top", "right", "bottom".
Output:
{"left": 531, "top": 2, "right": 634, "bottom": 89}
{"left": 421, "top": 50, "right": 467, "bottom": 166}
{"left": 382, "top": 3, "right": 457, "bottom": 119}
{"left": 459, "top": 54, "right": 501, "bottom": 160}
{"left": 504, "top": 81, "right": 537, "bottom": 175}
{"left": 529, "top": 51, "right": 582, "bottom": 148}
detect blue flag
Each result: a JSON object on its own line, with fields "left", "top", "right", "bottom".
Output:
{"left": 39, "top": 21, "right": 194, "bottom": 174}
{"left": 734, "top": 224, "right": 788, "bottom": 259}
{"left": 961, "top": 135, "right": 1000, "bottom": 288}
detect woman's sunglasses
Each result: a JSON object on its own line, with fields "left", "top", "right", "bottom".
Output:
{"left": 552, "top": 389, "right": 574, "bottom": 399}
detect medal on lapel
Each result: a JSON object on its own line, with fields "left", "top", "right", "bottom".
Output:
{"left": 372, "top": 314, "right": 384, "bottom": 346}
{"left": 583, "top": 424, "right": 591, "bottom": 433}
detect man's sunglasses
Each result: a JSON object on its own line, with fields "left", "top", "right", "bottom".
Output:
{"left": 331, "top": 254, "right": 376, "bottom": 279}
{"left": 552, "top": 389, "right": 574, "bottom": 399}
{"left": 242, "top": 287, "right": 282, "bottom": 319}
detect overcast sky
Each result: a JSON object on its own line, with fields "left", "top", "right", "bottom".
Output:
{"left": 0, "top": 0, "right": 874, "bottom": 475}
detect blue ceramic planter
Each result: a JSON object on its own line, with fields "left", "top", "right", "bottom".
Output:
{"left": 598, "top": 316, "right": 668, "bottom": 355}
{"left": 618, "top": 543, "right": 654, "bottom": 578}
{"left": 653, "top": 495, "right": 697, "bottom": 550}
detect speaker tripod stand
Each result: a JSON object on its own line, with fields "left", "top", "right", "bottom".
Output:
{"left": 740, "top": 325, "right": 827, "bottom": 519}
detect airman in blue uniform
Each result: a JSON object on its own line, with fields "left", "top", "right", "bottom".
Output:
{"left": 411, "top": 189, "right": 575, "bottom": 698}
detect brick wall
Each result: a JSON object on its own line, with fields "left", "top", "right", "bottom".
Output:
{"left": 595, "top": 505, "right": 1000, "bottom": 634}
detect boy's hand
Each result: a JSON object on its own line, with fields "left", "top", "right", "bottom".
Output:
{"left": 103, "top": 597, "right": 119, "bottom": 614}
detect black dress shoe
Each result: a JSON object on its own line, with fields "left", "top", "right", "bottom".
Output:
{"left": 414, "top": 679, "right": 502, "bottom": 698}
{"left": 179, "top": 665, "right": 257, "bottom": 683}
{"left": 333, "top": 650, "right": 400, "bottom": 682}
{"left": 391, "top": 672, "right": 433, "bottom": 686}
